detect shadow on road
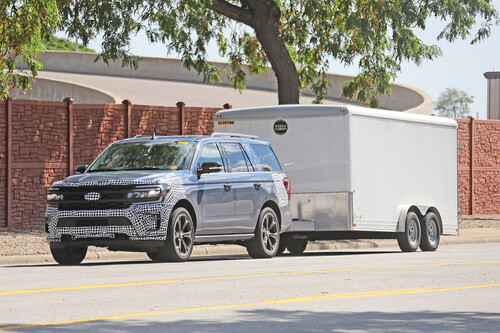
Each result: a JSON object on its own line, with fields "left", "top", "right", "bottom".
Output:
{"left": 3, "top": 309, "right": 499, "bottom": 332}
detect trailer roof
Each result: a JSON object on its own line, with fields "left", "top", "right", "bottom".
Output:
{"left": 216, "top": 104, "right": 458, "bottom": 128}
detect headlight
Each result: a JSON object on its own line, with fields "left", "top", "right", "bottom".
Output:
{"left": 127, "top": 188, "right": 162, "bottom": 200}
{"left": 47, "top": 193, "right": 64, "bottom": 201}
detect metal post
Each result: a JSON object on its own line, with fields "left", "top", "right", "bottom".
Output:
{"left": 176, "top": 101, "right": 186, "bottom": 135}
{"left": 6, "top": 97, "right": 12, "bottom": 227}
{"left": 122, "top": 99, "right": 132, "bottom": 138}
{"left": 64, "top": 98, "right": 74, "bottom": 176}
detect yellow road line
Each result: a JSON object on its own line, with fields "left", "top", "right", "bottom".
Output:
{"left": 1, "top": 283, "right": 499, "bottom": 331}
{"left": 2, "top": 260, "right": 499, "bottom": 296}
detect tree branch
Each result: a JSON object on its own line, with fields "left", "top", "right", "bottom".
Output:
{"left": 210, "top": 0, "right": 253, "bottom": 26}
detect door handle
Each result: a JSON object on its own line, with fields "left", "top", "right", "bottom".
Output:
{"left": 224, "top": 184, "right": 232, "bottom": 191}
{"left": 254, "top": 183, "right": 262, "bottom": 190}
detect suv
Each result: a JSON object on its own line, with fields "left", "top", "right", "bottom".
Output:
{"left": 45, "top": 133, "right": 292, "bottom": 265}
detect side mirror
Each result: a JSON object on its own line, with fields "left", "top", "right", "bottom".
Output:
{"left": 198, "top": 161, "right": 223, "bottom": 176}
{"left": 75, "top": 165, "right": 88, "bottom": 174}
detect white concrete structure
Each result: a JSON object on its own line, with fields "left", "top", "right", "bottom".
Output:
{"left": 16, "top": 51, "right": 433, "bottom": 114}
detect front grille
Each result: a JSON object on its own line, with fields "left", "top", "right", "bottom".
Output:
{"left": 57, "top": 217, "right": 132, "bottom": 227}
{"left": 52, "top": 185, "right": 136, "bottom": 211}
{"left": 60, "top": 202, "right": 131, "bottom": 211}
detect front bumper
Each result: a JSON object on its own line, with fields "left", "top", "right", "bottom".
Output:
{"left": 45, "top": 202, "right": 172, "bottom": 243}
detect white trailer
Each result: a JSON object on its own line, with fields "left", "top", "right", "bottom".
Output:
{"left": 214, "top": 105, "right": 459, "bottom": 253}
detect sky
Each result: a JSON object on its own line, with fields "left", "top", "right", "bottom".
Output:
{"left": 76, "top": 1, "right": 500, "bottom": 119}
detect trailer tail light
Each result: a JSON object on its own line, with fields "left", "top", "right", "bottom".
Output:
{"left": 283, "top": 177, "right": 291, "bottom": 201}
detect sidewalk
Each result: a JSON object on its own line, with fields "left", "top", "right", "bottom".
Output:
{"left": 2, "top": 228, "right": 500, "bottom": 265}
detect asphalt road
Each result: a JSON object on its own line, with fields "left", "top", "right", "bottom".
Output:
{"left": 1, "top": 243, "right": 500, "bottom": 332}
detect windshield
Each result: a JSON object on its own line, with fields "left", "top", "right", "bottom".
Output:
{"left": 88, "top": 140, "right": 197, "bottom": 172}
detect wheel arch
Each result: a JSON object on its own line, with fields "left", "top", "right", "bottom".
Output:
{"left": 172, "top": 199, "right": 198, "bottom": 231}
{"left": 397, "top": 204, "right": 442, "bottom": 234}
{"left": 262, "top": 200, "right": 282, "bottom": 228}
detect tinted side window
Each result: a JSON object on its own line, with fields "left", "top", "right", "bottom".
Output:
{"left": 250, "top": 144, "right": 282, "bottom": 172}
{"left": 198, "top": 143, "right": 225, "bottom": 171}
{"left": 222, "top": 143, "right": 248, "bottom": 172}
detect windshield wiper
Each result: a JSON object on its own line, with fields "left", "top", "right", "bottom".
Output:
{"left": 118, "top": 167, "right": 172, "bottom": 171}
{"left": 86, "top": 168, "right": 121, "bottom": 173}
{"left": 87, "top": 167, "right": 173, "bottom": 172}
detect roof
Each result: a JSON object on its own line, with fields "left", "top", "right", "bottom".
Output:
{"left": 117, "top": 134, "right": 268, "bottom": 145}
{"left": 216, "top": 104, "right": 458, "bottom": 128}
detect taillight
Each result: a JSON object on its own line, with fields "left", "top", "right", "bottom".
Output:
{"left": 283, "top": 177, "right": 291, "bottom": 201}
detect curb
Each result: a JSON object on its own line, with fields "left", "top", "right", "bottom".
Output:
{"left": 2, "top": 234, "right": 500, "bottom": 266}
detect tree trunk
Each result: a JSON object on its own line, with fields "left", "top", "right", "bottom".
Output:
{"left": 211, "top": 0, "right": 300, "bottom": 104}
{"left": 250, "top": 2, "right": 299, "bottom": 104}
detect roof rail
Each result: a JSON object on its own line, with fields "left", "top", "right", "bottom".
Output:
{"left": 210, "top": 132, "right": 260, "bottom": 140}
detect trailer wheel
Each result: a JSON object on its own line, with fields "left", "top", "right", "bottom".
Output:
{"left": 246, "top": 207, "right": 280, "bottom": 258}
{"left": 50, "top": 244, "right": 87, "bottom": 265}
{"left": 397, "top": 211, "right": 421, "bottom": 252}
{"left": 420, "top": 212, "right": 440, "bottom": 251}
{"left": 287, "top": 239, "right": 308, "bottom": 256}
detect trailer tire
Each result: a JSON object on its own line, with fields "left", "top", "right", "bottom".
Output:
{"left": 246, "top": 207, "right": 280, "bottom": 258}
{"left": 397, "top": 211, "right": 421, "bottom": 252}
{"left": 50, "top": 244, "right": 87, "bottom": 265}
{"left": 420, "top": 212, "right": 440, "bottom": 251}
{"left": 287, "top": 239, "right": 308, "bottom": 256}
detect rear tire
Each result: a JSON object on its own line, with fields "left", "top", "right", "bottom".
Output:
{"left": 50, "top": 244, "right": 87, "bottom": 265}
{"left": 420, "top": 212, "right": 440, "bottom": 251}
{"left": 246, "top": 207, "right": 280, "bottom": 258}
{"left": 154, "top": 207, "right": 194, "bottom": 262}
{"left": 397, "top": 211, "right": 421, "bottom": 252}
{"left": 277, "top": 238, "right": 288, "bottom": 256}
{"left": 287, "top": 239, "right": 308, "bottom": 256}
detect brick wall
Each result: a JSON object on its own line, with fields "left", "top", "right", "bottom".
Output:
{"left": 0, "top": 99, "right": 221, "bottom": 227}
{"left": 1, "top": 99, "right": 499, "bottom": 228}
{"left": 457, "top": 118, "right": 500, "bottom": 215}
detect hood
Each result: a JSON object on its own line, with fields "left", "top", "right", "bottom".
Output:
{"left": 53, "top": 170, "right": 188, "bottom": 187}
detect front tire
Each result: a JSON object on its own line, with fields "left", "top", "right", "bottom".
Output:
{"left": 397, "top": 211, "right": 421, "bottom": 252}
{"left": 50, "top": 244, "right": 87, "bottom": 265}
{"left": 246, "top": 207, "right": 280, "bottom": 258}
{"left": 154, "top": 207, "right": 194, "bottom": 262}
{"left": 420, "top": 212, "right": 440, "bottom": 251}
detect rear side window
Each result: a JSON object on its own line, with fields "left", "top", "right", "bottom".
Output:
{"left": 222, "top": 143, "right": 249, "bottom": 172}
{"left": 250, "top": 144, "right": 282, "bottom": 172}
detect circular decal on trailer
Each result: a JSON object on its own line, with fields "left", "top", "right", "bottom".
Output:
{"left": 273, "top": 119, "right": 288, "bottom": 135}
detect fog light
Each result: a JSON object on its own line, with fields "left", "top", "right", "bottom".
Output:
{"left": 47, "top": 193, "right": 64, "bottom": 201}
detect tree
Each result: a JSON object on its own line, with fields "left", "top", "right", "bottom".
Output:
{"left": 10, "top": 1, "right": 499, "bottom": 106}
{"left": 435, "top": 88, "right": 474, "bottom": 118}
{"left": 0, "top": 0, "right": 59, "bottom": 99}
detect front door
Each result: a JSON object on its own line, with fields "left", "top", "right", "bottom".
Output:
{"left": 194, "top": 142, "right": 236, "bottom": 235}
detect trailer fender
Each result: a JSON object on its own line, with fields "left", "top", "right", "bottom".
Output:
{"left": 397, "top": 205, "right": 440, "bottom": 233}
